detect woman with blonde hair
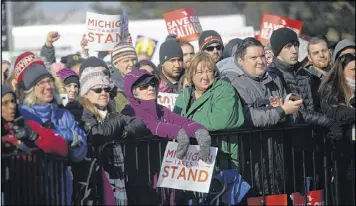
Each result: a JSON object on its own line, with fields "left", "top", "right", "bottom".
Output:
{"left": 12, "top": 51, "right": 87, "bottom": 204}
{"left": 174, "top": 52, "right": 245, "bottom": 168}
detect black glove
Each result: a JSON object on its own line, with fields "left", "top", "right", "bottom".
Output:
{"left": 326, "top": 122, "right": 343, "bottom": 141}
{"left": 12, "top": 117, "right": 38, "bottom": 141}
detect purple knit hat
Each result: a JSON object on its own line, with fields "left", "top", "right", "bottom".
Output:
{"left": 56, "top": 68, "right": 80, "bottom": 86}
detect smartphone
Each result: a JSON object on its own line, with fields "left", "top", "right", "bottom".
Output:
{"left": 60, "top": 94, "right": 69, "bottom": 106}
{"left": 289, "top": 94, "right": 302, "bottom": 101}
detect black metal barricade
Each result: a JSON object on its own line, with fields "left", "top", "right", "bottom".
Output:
{"left": 2, "top": 124, "right": 354, "bottom": 205}
{"left": 1, "top": 149, "right": 69, "bottom": 206}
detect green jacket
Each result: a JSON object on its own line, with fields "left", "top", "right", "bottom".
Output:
{"left": 173, "top": 78, "right": 244, "bottom": 169}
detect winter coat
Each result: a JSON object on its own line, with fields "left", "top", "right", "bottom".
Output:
{"left": 217, "top": 57, "right": 293, "bottom": 128}
{"left": 40, "top": 44, "right": 56, "bottom": 65}
{"left": 268, "top": 58, "right": 334, "bottom": 127}
{"left": 18, "top": 103, "right": 87, "bottom": 162}
{"left": 173, "top": 77, "right": 245, "bottom": 168}
{"left": 80, "top": 107, "right": 150, "bottom": 205}
{"left": 124, "top": 69, "right": 205, "bottom": 139}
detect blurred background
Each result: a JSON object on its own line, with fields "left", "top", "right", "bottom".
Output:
{"left": 1, "top": 1, "right": 355, "bottom": 63}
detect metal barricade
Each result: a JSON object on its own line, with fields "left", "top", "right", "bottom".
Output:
{"left": 1, "top": 149, "right": 69, "bottom": 206}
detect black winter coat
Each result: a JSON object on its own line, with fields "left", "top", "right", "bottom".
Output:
{"left": 268, "top": 58, "right": 334, "bottom": 127}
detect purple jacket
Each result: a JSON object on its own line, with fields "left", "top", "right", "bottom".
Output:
{"left": 124, "top": 70, "right": 205, "bottom": 139}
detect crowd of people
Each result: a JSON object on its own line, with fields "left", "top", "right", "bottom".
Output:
{"left": 1, "top": 23, "right": 355, "bottom": 205}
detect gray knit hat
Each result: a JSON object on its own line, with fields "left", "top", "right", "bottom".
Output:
{"left": 80, "top": 67, "right": 110, "bottom": 96}
{"left": 332, "top": 39, "right": 355, "bottom": 63}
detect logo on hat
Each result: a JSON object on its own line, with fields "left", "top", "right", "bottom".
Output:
{"left": 73, "top": 55, "right": 80, "bottom": 60}
{"left": 164, "top": 56, "right": 168, "bottom": 60}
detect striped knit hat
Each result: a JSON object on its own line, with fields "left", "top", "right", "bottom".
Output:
{"left": 111, "top": 43, "right": 137, "bottom": 66}
{"left": 56, "top": 68, "right": 80, "bottom": 86}
{"left": 79, "top": 67, "right": 110, "bottom": 96}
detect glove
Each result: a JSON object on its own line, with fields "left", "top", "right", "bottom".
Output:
{"left": 176, "top": 129, "right": 190, "bottom": 160}
{"left": 12, "top": 117, "right": 38, "bottom": 141}
{"left": 326, "top": 122, "right": 343, "bottom": 141}
{"left": 26, "top": 120, "right": 68, "bottom": 157}
{"left": 194, "top": 129, "right": 211, "bottom": 161}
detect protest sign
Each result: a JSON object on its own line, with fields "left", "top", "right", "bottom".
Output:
{"left": 157, "top": 142, "right": 218, "bottom": 193}
{"left": 86, "top": 10, "right": 129, "bottom": 51}
{"left": 157, "top": 92, "right": 179, "bottom": 111}
{"left": 259, "top": 14, "right": 303, "bottom": 45}
{"left": 290, "top": 189, "right": 324, "bottom": 205}
{"left": 247, "top": 194, "right": 288, "bottom": 205}
{"left": 163, "top": 8, "right": 203, "bottom": 42}
{"left": 135, "top": 35, "right": 158, "bottom": 59}
{"left": 220, "top": 26, "right": 255, "bottom": 45}
{"left": 298, "top": 38, "right": 309, "bottom": 62}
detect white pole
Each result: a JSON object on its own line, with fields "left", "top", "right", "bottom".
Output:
{"left": 6, "top": 1, "right": 14, "bottom": 58}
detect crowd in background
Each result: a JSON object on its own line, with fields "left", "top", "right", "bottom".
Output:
{"left": 1, "top": 22, "right": 355, "bottom": 205}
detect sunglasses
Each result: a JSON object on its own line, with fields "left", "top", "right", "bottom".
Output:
{"left": 205, "top": 45, "right": 222, "bottom": 52}
{"left": 138, "top": 81, "right": 156, "bottom": 90}
{"left": 90, "top": 87, "right": 111, "bottom": 94}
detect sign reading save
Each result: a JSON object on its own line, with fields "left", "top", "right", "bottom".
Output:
{"left": 259, "top": 14, "right": 303, "bottom": 45}
{"left": 157, "top": 142, "right": 218, "bottom": 193}
{"left": 163, "top": 8, "right": 203, "bottom": 42}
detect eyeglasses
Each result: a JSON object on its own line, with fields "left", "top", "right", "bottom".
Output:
{"left": 138, "top": 81, "right": 156, "bottom": 90}
{"left": 90, "top": 87, "right": 111, "bottom": 94}
{"left": 205, "top": 45, "right": 222, "bottom": 52}
{"left": 36, "top": 78, "right": 54, "bottom": 88}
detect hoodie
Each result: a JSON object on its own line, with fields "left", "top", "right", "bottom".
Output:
{"left": 217, "top": 57, "right": 290, "bottom": 127}
{"left": 124, "top": 70, "right": 204, "bottom": 138}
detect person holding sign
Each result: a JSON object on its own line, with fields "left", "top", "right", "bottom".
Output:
{"left": 199, "top": 30, "right": 224, "bottom": 63}
{"left": 123, "top": 69, "right": 212, "bottom": 160}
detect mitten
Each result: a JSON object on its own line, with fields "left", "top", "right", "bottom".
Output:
{"left": 12, "top": 117, "right": 38, "bottom": 141}
{"left": 176, "top": 129, "right": 190, "bottom": 160}
{"left": 194, "top": 129, "right": 212, "bottom": 161}
{"left": 26, "top": 120, "right": 68, "bottom": 157}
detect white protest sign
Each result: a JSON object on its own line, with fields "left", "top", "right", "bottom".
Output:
{"left": 157, "top": 142, "right": 218, "bottom": 193}
{"left": 220, "top": 26, "right": 255, "bottom": 45}
{"left": 157, "top": 92, "right": 179, "bottom": 111}
{"left": 86, "top": 10, "right": 129, "bottom": 51}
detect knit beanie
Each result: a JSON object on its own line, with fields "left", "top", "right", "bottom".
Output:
{"left": 111, "top": 43, "right": 137, "bottom": 66}
{"left": 159, "top": 39, "right": 183, "bottom": 65}
{"left": 51, "top": 62, "right": 66, "bottom": 75}
{"left": 13, "top": 51, "right": 52, "bottom": 90}
{"left": 2, "top": 83, "right": 15, "bottom": 99}
{"left": 198, "top": 30, "right": 223, "bottom": 51}
{"left": 270, "top": 28, "right": 299, "bottom": 56}
{"left": 332, "top": 39, "right": 355, "bottom": 63}
{"left": 223, "top": 38, "right": 242, "bottom": 59}
{"left": 56, "top": 68, "right": 80, "bottom": 86}
{"left": 79, "top": 56, "right": 110, "bottom": 76}
{"left": 166, "top": 33, "right": 178, "bottom": 41}
{"left": 80, "top": 67, "right": 110, "bottom": 96}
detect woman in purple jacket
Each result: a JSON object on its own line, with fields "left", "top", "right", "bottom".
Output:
{"left": 124, "top": 69, "right": 212, "bottom": 160}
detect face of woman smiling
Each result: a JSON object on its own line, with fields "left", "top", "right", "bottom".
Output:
{"left": 192, "top": 62, "right": 215, "bottom": 93}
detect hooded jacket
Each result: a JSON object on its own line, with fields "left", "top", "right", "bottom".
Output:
{"left": 217, "top": 57, "right": 291, "bottom": 128}
{"left": 268, "top": 58, "right": 334, "bottom": 127}
{"left": 124, "top": 69, "right": 204, "bottom": 139}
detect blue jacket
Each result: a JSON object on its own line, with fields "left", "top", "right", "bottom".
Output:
{"left": 18, "top": 103, "right": 87, "bottom": 162}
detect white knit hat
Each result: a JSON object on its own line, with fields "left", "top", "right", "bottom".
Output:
{"left": 80, "top": 67, "right": 110, "bottom": 96}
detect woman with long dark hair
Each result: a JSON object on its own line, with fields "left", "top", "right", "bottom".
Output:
{"left": 319, "top": 53, "right": 355, "bottom": 205}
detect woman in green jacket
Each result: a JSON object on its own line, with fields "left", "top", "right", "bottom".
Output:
{"left": 173, "top": 52, "right": 245, "bottom": 169}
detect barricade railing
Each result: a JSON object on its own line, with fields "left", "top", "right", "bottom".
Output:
{"left": 1, "top": 148, "right": 69, "bottom": 206}
{"left": 2, "top": 124, "right": 354, "bottom": 205}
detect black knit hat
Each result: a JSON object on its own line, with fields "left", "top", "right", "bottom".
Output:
{"left": 223, "top": 38, "right": 242, "bottom": 59}
{"left": 79, "top": 56, "right": 110, "bottom": 76}
{"left": 270, "top": 28, "right": 299, "bottom": 56}
{"left": 159, "top": 39, "right": 183, "bottom": 65}
{"left": 166, "top": 34, "right": 178, "bottom": 41}
{"left": 199, "top": 30, "right": 223, "bottom": 51}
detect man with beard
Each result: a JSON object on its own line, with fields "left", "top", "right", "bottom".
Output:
{"left": 180, "top": 41, "right": 195, "bottom": 70}
{"left": 158, "top": 40, "right": 184, "bottom": 93}
{"left": 199, "top": 30, "right": 224, "bottom": 63}
{"left": 306, "top": 37, "right": 333, "bottom": 110}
